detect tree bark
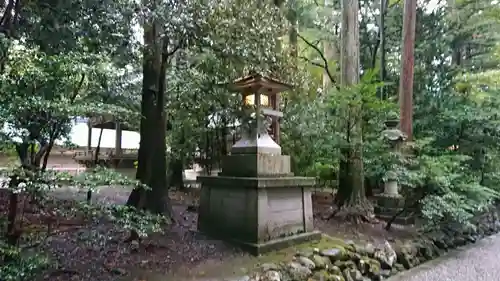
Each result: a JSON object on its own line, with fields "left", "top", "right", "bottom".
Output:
{"left": 378, "top": 0, "right": 388, "bottom": 99}
{"left": 333, "top": 0, "right": 372, "bottom": 222}
{"left": 126, "top": 0, "right": 172, "bottom": 216}
{"left": 398, "top": 0, "right": 417, "bottom": 140}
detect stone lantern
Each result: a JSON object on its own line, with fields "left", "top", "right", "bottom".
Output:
{"left": 197, "top": 72, "right": 320, "bottom": 255}
{"left": 374, "top": 119, "right": 414, "bottom": 224}
{"left": 228, "top": 72, "right": 285, "bottom": 154}
{"left": 381, "top": 119, "right": 407, "bottom": 196}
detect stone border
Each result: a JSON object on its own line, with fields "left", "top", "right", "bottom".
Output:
{"left": 243, "top": 207, "right": 500, "bottom": 281}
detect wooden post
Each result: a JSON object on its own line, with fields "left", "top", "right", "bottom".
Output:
{"left": 274, "top": 94, "right": 280, "bottom": 145}
{"left": 87, "top": 121, "right": 92, "bottom": 153}
{"left": 398, "top": 0, "right": 417, "bottom": 140}
{"left": 115, "top": 122, "right": 122, "bottom": 156}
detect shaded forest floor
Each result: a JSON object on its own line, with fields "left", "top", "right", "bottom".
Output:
{"left": 0, "top": 186, "right": 417, "bottom": 281}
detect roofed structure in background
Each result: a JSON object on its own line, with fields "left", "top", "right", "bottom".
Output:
{"left": 225, "top": 72, "right": 293, "bottom": 93}
{"left": 67, "top": 121, "right": 139, "bottom": 149}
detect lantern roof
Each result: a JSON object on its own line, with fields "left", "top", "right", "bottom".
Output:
{"left": 226, "top": 72, "right": 292, "bottom": 94}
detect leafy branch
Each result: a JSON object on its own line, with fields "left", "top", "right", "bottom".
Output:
{"left": 297, "top": 32, "right": 340, "bottom": 90}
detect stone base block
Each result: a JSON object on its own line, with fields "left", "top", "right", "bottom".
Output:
{"left": 233, "top": 231, "right": 322, "bottom": 256}
{"left": 197, "top": 175, "right": 318, "bottom": 255}
{"left": 374, "top": 194, "right": 414, "bottom": 225}
{"left": 375, "top": 194, "right": 405, "bottom": 208}
{"left": 375, "top": 214, "right": 415, "bottom": 225}
{"left": 220, "top": 154, "right": 292, "bottom": 177}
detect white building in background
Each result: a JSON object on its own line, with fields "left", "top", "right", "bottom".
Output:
{"left": 66, "top": 119, "right": 140, "bottom": 150}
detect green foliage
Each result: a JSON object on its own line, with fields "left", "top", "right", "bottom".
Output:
{"left": 282, "top": 70, "right": 395, "bottom": 182}
{"left": 0, "top": 241, "right": 49, "bottom": 281}
{"left": 0, "top": 166, "right": 166, "bottom": 280}
{"left": 1, "top": 0, "right": 500, "bottom": 278}
{"left": 105, "top": 205, "right": 168, "bottom": 238}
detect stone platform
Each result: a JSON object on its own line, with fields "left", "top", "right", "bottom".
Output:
{"left": 197, "top": 175, "right": 320, "bottom": 255}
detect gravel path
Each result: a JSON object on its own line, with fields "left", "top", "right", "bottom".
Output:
{"left": 389, "top": 233, "right": 500, "bottom": 281}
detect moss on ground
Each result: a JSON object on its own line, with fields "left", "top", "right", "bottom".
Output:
{"left": 137, "top": 234, "right": 358, "bottom": 281}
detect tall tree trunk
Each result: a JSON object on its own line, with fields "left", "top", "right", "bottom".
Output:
{"left": 398, "top": 0, "right": 417, "bottom": 140}
{"left": 127, "top": 0, "right": 172, "bottom": 217}
{"left": 333, "top": 0, "right": 372, "bottom": 222}
{"left": 378, "top": 0, "right": 388, "bottom": 99}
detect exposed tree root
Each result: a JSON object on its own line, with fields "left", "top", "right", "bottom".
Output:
{"left": 327, "top": 198, "right": 375, "bottom": 224}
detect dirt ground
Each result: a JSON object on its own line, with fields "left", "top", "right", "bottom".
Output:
{"left": 0, "top": 187, "right": 417, "bottom": 281}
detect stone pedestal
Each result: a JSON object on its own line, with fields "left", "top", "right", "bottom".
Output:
{"left": 197, "top": 154, "right": 321, "bottom": 255}
{"left": 374, "top": 194, "right": 414, "bottom": 225}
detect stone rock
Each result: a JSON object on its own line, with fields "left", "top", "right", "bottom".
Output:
{"left": 285, "top": 261, "right": 312, "bottom": 281}
{"left": 342, "top": 269, "right": 354, "bottom": 281}
{"left": 311, "top": 270, "right": 328, "bottom": 281}
{"left": 380, "top": 269, "right": 391, "bottom": 278}
{"left": 431, "top": 236, "right": 447, "bottom": 250}
{"left": 352, "top": 269, "right": 363, "bottom": 281}
{"left": 297, "top": 256, "right": 316, "bottom": 270}
{"left": 358, "top": 257, "right": 381, "bottom": 278}
{"left": 363, "top": 243, "right": 375, "bottom": 257}
{"left": 261, "top": 270, "right": 281, "bottom": 281}
{"left": 260, "top": 263, "right": 279, "bottom": 272}
{"left": 398, "top": 253, "right": 413, "bottom": 269}
{"left": 296, "top": 249, "right": 314, "bottom": 258}
{"left": 465, "top": 234, "right": 477, "bottom": 243}
{"left": 331, "top": 275, "right": 346, "bottom": 281}
{"left": 328, "top": 265, "right": 343, "bottom": 276}
{"left": 373, "top": 241, "right": 396, "bottom": 269}
{"left": 333, "top": 260, "right": 357, "bottom": 271}
{"left": 394, "top": 263, "right": 405, "bottom": 271}
{"left": 311, "top": 254, "right": 332, "bottom": 269}
{"left": 350, "top": 253, "right": 362, "bottom": 263}
{"left": 415, "top": 240, "right": 439, "bottom": 260}
{"left": 454, "top": 236, "right": 467, "bottom": 246}
{"left": 248, "top": 272, "right": 261, "bottom": 281}
{"left": 394, "top": 241, "right": 417, "bottom": 269}
{"left": 342, "top": 268, "right": 363, "bottom": 281}
{"left": 344, "top": 240, "right": 357, "bottom": 252}
{"left": 311, "top": 270, "right": 345, "bottom": 281}
{"left": 321, "top": 247, "right": 348, "bottom": 261}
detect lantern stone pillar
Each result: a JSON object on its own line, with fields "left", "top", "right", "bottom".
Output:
{"left": 197, "top": 73, "right": 320, "bottom": 255}
{"left": 374, "top": 119, "right": 414, "bottom": 224}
